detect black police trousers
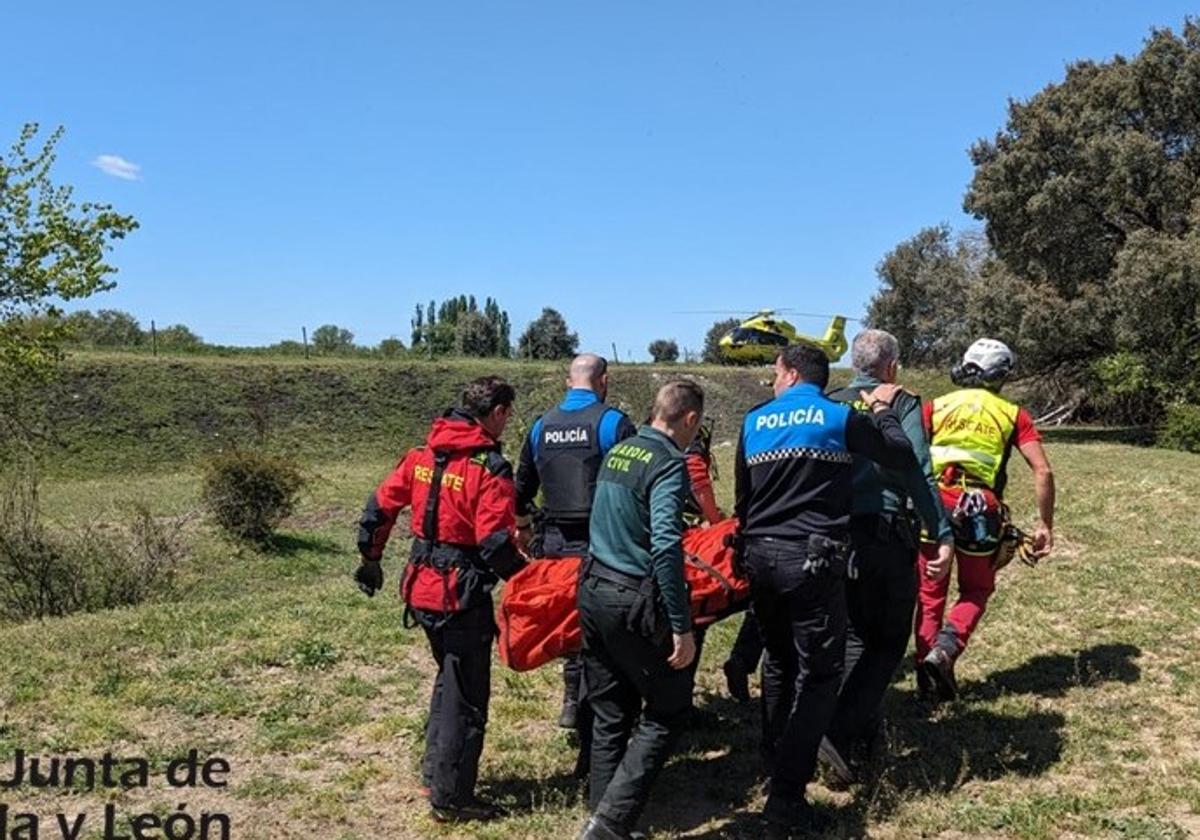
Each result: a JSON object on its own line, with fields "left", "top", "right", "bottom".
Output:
{"left": 727, "top": 603, "right": 764, "bottom": 674}
{"left": 414, "top": 600, "right": 495, "bottom": 809}
{"left": 826, "top": 524, "right": 917, "bottom": 751}
{"left": 578, "top": 568, "right": 693, "bottom": 832}
{"left": 745, "top": 539, "right": 847, "bottom": 803}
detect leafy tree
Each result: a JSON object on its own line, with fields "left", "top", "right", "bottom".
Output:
{"left": 518, "top": 308, "right": 579, "bottom": 360}
{"left": 156, "top": 324, "right": 202, "bottom": 349}
{"left": 65, "top": 309, "right": 145, "bottom": 347}
{"left": 414, "top": 295, "right": 512, "bottom": 358}
{"left": 648, "top": 339, "right": 679, "bottom": 363}
{"left": 378, "top": 337, "right": 405, "bottom": 358}
{"left": 701, "top": 317, "right": 740, "bottom": 364}
{"left": 411, "top": 304, "right": 424, "bottom": 348}
{"left": 311, "top": 324, "right": 355, "bottom": 354}
{"left": 865, "top": 226, "right": 979, "bottom": 368}
{"left": 0, "top": 124, "right": 138, "bottom": 378}
{"left": 962, "top": 19, "right": 1200, "bottom": 390}
{"left": 455, "top": 311, "right": 496, "bottom": 357}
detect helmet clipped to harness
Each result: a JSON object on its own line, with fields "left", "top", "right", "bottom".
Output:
{"left": 950, "top": 338, "right": 1015, "bottom": 390}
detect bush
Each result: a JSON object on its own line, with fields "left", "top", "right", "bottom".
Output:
{"left": 0, "top": 468, "right": 184, "bottom": 621}
{"left": 1157, "top": 403, "right": 1200, "bottom": 453}
{"left": 202, "top": 451, "right": 305, "bottom": 543}
{"left": 648, "top": 339, "right": 679, "bottom": 363}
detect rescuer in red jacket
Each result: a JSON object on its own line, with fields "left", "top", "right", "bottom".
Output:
{"left": 355, "top": 376, "right": 526, "bottom": 824}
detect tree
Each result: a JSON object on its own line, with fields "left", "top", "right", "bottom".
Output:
{"left": 311, "top": 324, "right": 355, "bottom": 354}
{"left": 701, "top": 318, "right": 740, "bottom": 364}
{"left": 455, "top": 311, "right": 497, "bottom": 357}
{"left": 378, "top": 337, "right": 405, "bottom": 358}
{"left": 413, "top": 295, "right": 511, "bottom": 358}
{"left": 865, "top": 226, "right": 979, "bottom": 368}
{"left": 648, "top": 339, "right": 679, "bottom": 363}
{"left": 156, "top": 324, "right": 202, "bottom": 349}
{"left": 0, "top": 124, "right": 138, "bottom": 379}
{"left": 961, "top": 19, "right": 1200, "bottom": 411}
{"left": 518, "top": 308, "right": 579, "bottom": 360}
{"left": 65, "top": 309, "right": 145, "bottom": 347}
{"left": 411, "top": 304, "right": 424, "bottom": 348}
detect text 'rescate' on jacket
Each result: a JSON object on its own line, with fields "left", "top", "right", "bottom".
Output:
{"left": 357, "top": 408, "right": 525, "bottom": 583}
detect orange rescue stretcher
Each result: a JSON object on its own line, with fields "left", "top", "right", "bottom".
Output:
{"left": 497, "top": 518, "right": 749, "bottom": 671}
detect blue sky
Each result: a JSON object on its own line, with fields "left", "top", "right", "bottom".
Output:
{"left": 6, "top": 2, "right": 1195, "bottom": 358}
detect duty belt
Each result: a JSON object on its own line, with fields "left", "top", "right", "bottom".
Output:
{"left": 582, "top": 555, "right": 647, "bottom": 589}
{"left": 582, "top": 556, "right": 664, "bottom": 640}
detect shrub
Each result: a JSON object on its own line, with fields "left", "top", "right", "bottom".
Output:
{"left": 0, "top": 468, "right": 184, "bottom": 621}
{"left": 202, "top": 451, "right": 305, "bottom": 543}
{"left": 648, "top": 339, "right": 679, "bottom": 363}
{"left": 1158, "top": 403, "right": 1200, "bottom": 453}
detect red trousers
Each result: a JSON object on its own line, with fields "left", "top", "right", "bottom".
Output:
{"left": 914, "top": 541, "right": 997, "bottom": 661}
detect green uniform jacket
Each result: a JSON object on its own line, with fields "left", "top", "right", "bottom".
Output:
{"left": 835, "top": 374, "right": 952, "bottom": 542}
{"left": 588, "top": 425, "right": 691, "bottom": 634}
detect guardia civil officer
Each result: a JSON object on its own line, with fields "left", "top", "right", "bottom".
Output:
{"left": 577, "top": 380, "right": 704, "bottom": 840}
{"left": 734, "top": 345, "right": 918, "bottom": 835}
{"left": 818, "top": 330, "right": 954, "bottom": 784}
{"left": 514, "top": 353, "right": 636, "bottom": 729}
{"left": 355, "top": 377, "right": 526, "bottom": 824}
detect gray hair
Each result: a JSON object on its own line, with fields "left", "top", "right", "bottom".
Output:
{"left": 851, "top": 329, "right": 900, "bottom": 377}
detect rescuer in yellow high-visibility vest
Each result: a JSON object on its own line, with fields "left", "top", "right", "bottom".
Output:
{"left": 914, "top": 339, "right": 1056, "bottom": 704}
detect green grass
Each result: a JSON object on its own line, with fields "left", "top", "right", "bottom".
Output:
{"left": 0, "top": 433, "right": 1197, "bottom": 838}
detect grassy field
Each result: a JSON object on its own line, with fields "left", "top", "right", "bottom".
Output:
{"left": 0, "top": 357, "right": 1196, "bottom": 839}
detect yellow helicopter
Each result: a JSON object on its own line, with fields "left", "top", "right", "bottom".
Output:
{"left": 717, "top": 310, "right": 851, "bottom": 364}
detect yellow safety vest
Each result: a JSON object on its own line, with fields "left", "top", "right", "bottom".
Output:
{"left": 929, "top": 388, "right": 1019, "bottom": 490}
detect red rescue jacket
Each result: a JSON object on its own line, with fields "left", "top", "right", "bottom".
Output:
{"left": 357, "top": 409, "right": 524, "bottom": 588}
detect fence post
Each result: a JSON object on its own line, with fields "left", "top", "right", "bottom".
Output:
{"left": 151, "top": 320, "right": 157, "bottom": 357}
{"left": 302, "top": 326, "right": 309, "bottom": 359}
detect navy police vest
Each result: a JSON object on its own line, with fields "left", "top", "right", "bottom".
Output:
{"left": 535, "top": 401, "right": 608, "bottom": 523}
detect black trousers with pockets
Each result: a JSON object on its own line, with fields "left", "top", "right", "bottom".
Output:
{"left": 826, "top": 526, "right": 916, "bottom": 752}
{"left": 415, "top": 600, "right": 495, "bottom": 808}
{"left": 746, "top": 539, "right": 847, "bottom": 804}
{"left": 579, "top": 570, "right": 693, "bottom": 833}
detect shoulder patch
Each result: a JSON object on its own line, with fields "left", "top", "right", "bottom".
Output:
{"left": 477, "top": 449, "right": 513, "bottom": 478}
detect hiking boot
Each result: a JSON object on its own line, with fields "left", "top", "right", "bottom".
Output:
{"left": 558, "top": 699, "right": 580, "bottom": 729}
{"left": 818, "top": 736, "right": 856, "bottom": 788}
{"left": 578, "top": 814, "right": 630, "bottom": 840}
{"left": 761, "top": 795, "right": 830, "bottom": 839}
{"left": 430, "top": 796, "right": 507, "bottom": 823}
{"left": 920, "top": 647, "right": 959, "bottom": 702}
{"left": 723, "top": 658, "right": 751, "bottom": 703}
{"left": 915, "top": 661, "right": 937, "bottom": 704}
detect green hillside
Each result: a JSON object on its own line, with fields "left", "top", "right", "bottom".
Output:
{"left": 32, "top": 353, "right": 956, "bottom": 476}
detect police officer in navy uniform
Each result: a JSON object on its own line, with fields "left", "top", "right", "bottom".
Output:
{"left": 734, "top": 345, "right": 918, "bottom": 836}
{"left": 514, "top": 353, "right": 636, "bottom": 729}
{"left": 820, "top": 330, "right": 954, "bottom": 784}
{"left": 578, "top": 380, "right": 704, "bottom": 840}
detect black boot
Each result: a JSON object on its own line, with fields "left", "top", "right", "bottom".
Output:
{"left": 560, "top": 656, "right": 582, "bottom": 729}
{"left": 920, "top": 647, "right": 958, "bottom": 702}
{"left": 430, "top": 796, "right": 507, "bottom": 823}
{"left": 723, "top": 657, "right": 751, "bottom": 703}
{"left": 578, "top": 814, "right": 630, "bottom": 840}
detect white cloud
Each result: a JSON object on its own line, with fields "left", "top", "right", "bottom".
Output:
{"left": 92, "top": 154, "right": 141, "bottom": 180}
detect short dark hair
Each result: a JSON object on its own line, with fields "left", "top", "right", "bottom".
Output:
{"left": 652, "top": 379, "right": 705, "bottom": 423}
{"left": 778, "top": 344, "right": 830, "bottom": 388}
{"left": 461, "top": 376, "right": 516, "bottom": 419}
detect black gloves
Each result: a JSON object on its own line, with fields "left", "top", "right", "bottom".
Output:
{"left": 355, "top": 559, "right": 384, "bottom": 597}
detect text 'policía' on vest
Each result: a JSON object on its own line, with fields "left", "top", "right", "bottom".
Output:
{"left": 754, "top": 406, "right": 826, "bottom": 432}
{"left": 544, "top": 427, "right": 590, "bottom": 444}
